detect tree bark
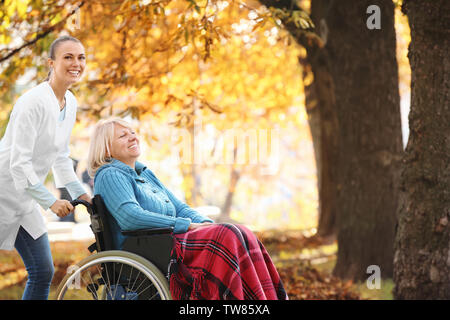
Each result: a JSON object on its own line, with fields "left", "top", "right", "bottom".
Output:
{"left": 307, "top": 0, "right": 340, "bottom": 241}
{"left": 302, "top": 57, "right": 339, "bottom": 240}
{"left": 325, "top": 0, "right": 403, "bottom": 281}
{"left": 393, "top": 0, "right": 450, "bottom": 299}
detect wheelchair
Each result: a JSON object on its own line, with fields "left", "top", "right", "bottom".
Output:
{"left": 55, "top": 195, "right": 174, "bottom": 300}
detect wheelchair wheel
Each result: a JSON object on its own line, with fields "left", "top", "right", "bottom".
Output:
{"left": 55, "top": 250, "right": 172, "bottom": 300}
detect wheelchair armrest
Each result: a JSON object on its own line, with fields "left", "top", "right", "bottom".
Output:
{"left": 121, "top": 227, "right": 174, "bottom": 237}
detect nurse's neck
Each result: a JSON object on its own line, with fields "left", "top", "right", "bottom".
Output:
{"left": 48, "top": 78, "right": 70, "bottom": 110}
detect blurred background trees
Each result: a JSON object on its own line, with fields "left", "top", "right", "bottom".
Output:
{"left": 1, "top": 0, "right": 448, "bottom": 299}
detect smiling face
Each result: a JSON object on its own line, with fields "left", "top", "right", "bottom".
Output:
{"left": 110, "top": 123, "right": 141, "bottom": 167}
{"left": 48, "top": 40, "right": 86, "bottom": 86}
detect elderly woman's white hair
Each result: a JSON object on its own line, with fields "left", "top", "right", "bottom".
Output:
{"left": 87, "top": 117, "right": 134, "bottom": 177}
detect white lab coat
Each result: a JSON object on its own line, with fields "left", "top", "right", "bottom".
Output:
{"left": 0, "top": 81, "right": 79, "bottom": 250}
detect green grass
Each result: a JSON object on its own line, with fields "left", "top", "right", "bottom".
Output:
{"left": 353, "top": 278, "right": 394, "bottom": 300}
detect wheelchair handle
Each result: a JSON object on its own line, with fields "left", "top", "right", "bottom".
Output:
{"left": 70, "top": 199, "right": 94, "bottom": 214}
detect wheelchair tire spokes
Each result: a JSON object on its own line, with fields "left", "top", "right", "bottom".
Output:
{"left": 56, "top": 251, "right": 171, "bottom": 300}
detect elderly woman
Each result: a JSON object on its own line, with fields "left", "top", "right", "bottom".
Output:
{"left": 87, "top": 118, "right": 288, "bottom": 300}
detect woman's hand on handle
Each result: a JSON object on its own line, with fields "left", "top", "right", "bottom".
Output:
{"left": 50, "top": 199, "right": 74, "bottom": 218}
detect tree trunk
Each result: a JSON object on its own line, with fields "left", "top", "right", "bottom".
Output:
{"left": 218, "top": 146, "right": 241, "bottom": 222}
{"left": 302, "top": 58, "right": 339, "bottom": 240}
{"left": 260, "top": 0, "right": 340, "bottom": 239}
{"left": 322, "top": 0, "right": 403, "bottom": 281}
{"left": 180, "top": 123, "right": 201, "bottom": 207}
{"left": 307, "top": 0, "right": 340, "bottom": 241}
{"left": 219, "top": 166, "right": 241, "bottom": 222}
{"left": 393, "top": 0, "right": 450, "bottom": 299}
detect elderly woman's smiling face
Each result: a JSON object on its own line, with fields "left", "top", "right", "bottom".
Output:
{"left": 110, "top": 123, "right": 141, "bottom": 167}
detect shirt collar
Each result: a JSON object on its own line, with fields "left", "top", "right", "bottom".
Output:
{"left": 135, "top": 161, "right": 147, "bottom": 175}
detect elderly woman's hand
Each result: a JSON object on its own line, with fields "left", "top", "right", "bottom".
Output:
{"left": 188, "top": 222, "right": 213, "bottom": 231}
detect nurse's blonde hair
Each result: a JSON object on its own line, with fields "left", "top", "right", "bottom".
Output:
{"left": 87, "top": 117, "right": 134, "bottom": 177}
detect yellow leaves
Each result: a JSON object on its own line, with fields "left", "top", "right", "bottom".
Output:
{"left": 0, "top": 33, "right": 11, "bottom": 45}
{"left": 15, "top": 0, "right": 28, "bottom": 18}
{"left": 150, "top": 26, "right": 162, "bottom": 38}
{"left": 290, "top": 10, "right": 315, "bottom": 29}
{"left": 114, "top": 14, "right": 125, "bottom": 31}
{"left": 4, "top": 0, "right": 21, "bottom": 18}
{"left": 394, "top": 5, "right": 411, "bottom": 97}
{"left": 268, "top": 7, "right": 314, "bottom": 30}
{"left": 0, "top": 10, "right": 11, "bottom": 30}
{"left": 160, "top": 75, "right": 168, "bottom": 85}
{"left": 1, "top": 0, "right": 306, "bottom": 135}
{"left": 49, "top": 12, "right": 63, "bottom": 26}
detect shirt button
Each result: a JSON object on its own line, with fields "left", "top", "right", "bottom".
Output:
{"left": 165, "top": 199, "right": 170, "bottom": 203}
{"left": 152, "top": 189, "right": 157, "bottom": 193}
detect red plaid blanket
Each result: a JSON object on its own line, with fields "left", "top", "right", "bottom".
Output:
{"left": 169, "top": 223, "right": 288, "bottom": 300}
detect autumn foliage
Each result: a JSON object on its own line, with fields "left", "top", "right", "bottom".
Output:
{"left": 0, "top": 0, "right": 414, "bottom": 300}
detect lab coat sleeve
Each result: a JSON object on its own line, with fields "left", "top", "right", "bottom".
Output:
{"left": 51, "top": 136, "right": 79, "bottom": 188}
{"left": 25, "top": 182, "right": 57, "bottom": 210}
{"left": 9, "top": 100, "right": 41, "bottom": 191}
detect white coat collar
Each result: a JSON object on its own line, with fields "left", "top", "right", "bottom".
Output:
{"left": 42, "top": 81, "right": 71, "bottom": 122}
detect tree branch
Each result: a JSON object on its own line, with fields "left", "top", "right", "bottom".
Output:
{"left": 257, "top": 0, "right": 323, "bottom": 52}
{"left": 0, "top": 1, "right": 85, "bottom": 63}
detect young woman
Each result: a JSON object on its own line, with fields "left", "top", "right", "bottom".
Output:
{"left": 0, "top": 35, "right": 91, "bottom": 299}
{"left": 88, "top": 118, "right": 288, "bottom": 300}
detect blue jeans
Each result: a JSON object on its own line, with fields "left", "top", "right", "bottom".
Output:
{"left": 14, "top": 226, "right": 54, "bottom": 300}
